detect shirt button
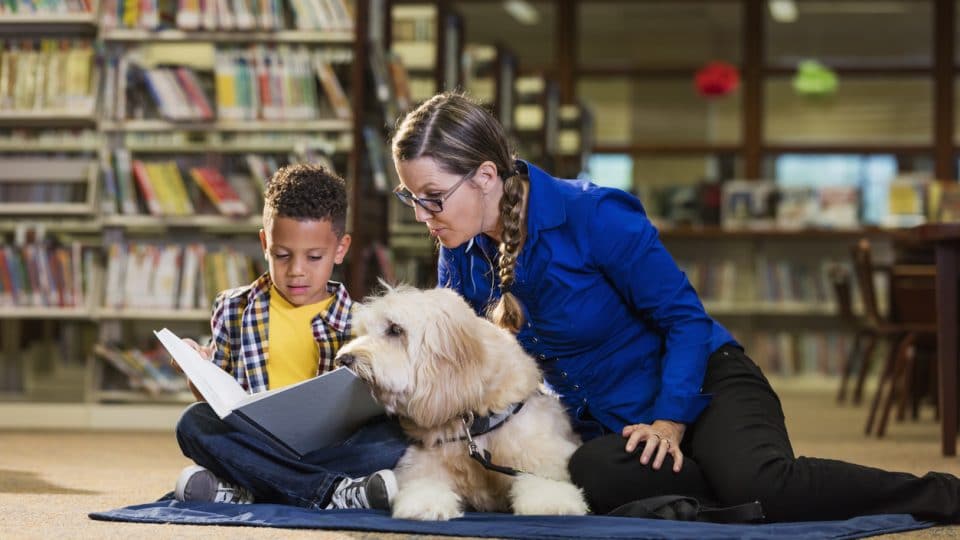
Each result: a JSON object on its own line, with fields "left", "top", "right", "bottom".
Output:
{"left": 532, "top": 337, "right": 539, "bottom": 343}
{"left": 573, "top": 384, "right": 580, "bottom": 391}
{"left": 560, "top": 371, "right": 568, "bottom": 378}
{"left": 538, "top": 354, "right": 546, "bottom": 360}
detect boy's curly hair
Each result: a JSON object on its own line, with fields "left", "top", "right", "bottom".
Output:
{"left": 263, "top": 163, "right": 348, "bottom": 237}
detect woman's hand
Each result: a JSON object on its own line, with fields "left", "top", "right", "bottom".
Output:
{"left": 622, "top": 419, "right": 687, "bottom": 472}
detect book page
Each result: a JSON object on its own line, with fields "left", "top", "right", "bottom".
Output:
{"left": 154, "top": 328, "right": 249, "bottom": 419}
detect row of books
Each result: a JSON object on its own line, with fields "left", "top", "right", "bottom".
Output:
{"left": 0, "top": 0, "right": 91, "bottom": 14}
{"left": 103, "top": 242, "right": 261, "bottom": 311}
{"left": 676, "top": 259, "right": 736, "bottom": 304}
{"left": 391, "top": 10, "right": 435, "bottom": 42}
{"left": 120, "top": 129, "right": 348, "bottom": 151}
{"left": 368, "top": 45, "right": 413, "bottom": 123}
{"left": 103, "top": 46, "right": 351, "bottom": 122}
{"left": 0, "top": 180, "right": 88, "bottom": 206}
{"left": 0, "top": 128, "right": 98, "bottom": 148}
{"left": 101, "top": 150, "right": 274, "bottom": 217}
{"left": 0, "top": 241, "right": 92, "bottom": 308}
{"left": 94, "top": 342, "right": 189, "bottom": 397}
{"left": 676, "top": 257, "right": 854, "bottom": 306}
{"left": 101, "top": 0, "right": 352, "bottom": 32}
{"left": 744, "top": 330, "right": 855, "bottom": 376}
{"left": 0, "top": 40, "right": 96, "bottom": 115}
{"left": 715, "top": 175, "right": 960, "bottom": 231}
{"left": 753, "top": 257, "right": 845, "bottom": 305}
{"left": 722, "top": 180, "right": 861, "bottom": 230}
{"left": 886, "top": 174, "right": 960, "bottom": 226}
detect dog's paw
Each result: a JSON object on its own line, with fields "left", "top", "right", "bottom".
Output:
{"left": 510, "top": 475, "right": 590, "bottom": 516}
{"left": 391, "top": 484, "right": 463, "bottom": 521}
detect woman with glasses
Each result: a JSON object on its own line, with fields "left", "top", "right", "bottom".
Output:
{"left": 389, "top": 91, "right": 960, "bottom": 523}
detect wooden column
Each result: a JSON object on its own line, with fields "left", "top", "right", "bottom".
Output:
{"left": 557, "top": 0, "right": 576, "bottom": 104}
{"left": 743, "top": 0, "right": 764, "bottom": 179}
{"left": 934, "top": 0, "right": 955, "bottom": 180}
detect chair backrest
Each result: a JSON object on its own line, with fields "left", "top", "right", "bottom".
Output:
{"left": 850, "top": 238, "right": 884, "bottom": 326}
{"left": 828, "top": 263, "right": 858, "bottom": 326}
{"left": 889, "top": 265, "right": 937, "bottom": 326}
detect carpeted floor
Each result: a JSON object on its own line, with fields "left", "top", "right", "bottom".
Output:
{"left": 2, "top": 376, "right": 959, "bottom": 539}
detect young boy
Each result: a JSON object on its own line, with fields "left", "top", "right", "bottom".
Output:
{"left": 173, "top": 164, "right": 406, "bottom": 511}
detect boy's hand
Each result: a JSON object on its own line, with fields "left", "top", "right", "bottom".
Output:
{"left": 172, "top": 338, "right": 212, "bottom": 402}
{"left": 181, "top": 338, "right": 213, "bottom": 360}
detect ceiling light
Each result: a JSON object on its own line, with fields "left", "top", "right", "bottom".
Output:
{"left": 503, "top": 0, "right": 540, "bottom": 26}
{"left": 769, "top": 0, "right": 798, "bottom": 23}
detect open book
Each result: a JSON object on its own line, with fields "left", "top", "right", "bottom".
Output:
{"left": 155, "top": 328, "right": 385, "bottom": 460}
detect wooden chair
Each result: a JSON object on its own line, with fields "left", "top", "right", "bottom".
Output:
{"left": 879, "top": 266, "right": 938, "bottom": 433}
{"left": 831, "top": 265, "right": 874, "bottom": 404}
{"left": 850, "top": 239, "right": 938, "bottom": 437}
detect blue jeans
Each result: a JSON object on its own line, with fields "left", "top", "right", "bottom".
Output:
{"left": 176, "top": 402, "right": 409, "bottom": 508}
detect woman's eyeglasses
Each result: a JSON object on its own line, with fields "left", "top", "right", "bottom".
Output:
{"left": 393, "top": 170, "right": 474, "bottom": 214}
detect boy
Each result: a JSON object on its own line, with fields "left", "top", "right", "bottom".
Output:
{"left": 173, "top": 164, "right": 406, "bottom": 511}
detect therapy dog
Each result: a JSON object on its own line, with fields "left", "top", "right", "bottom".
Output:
{"left": 337, "top": 286, "right": 588, "bottom": 521}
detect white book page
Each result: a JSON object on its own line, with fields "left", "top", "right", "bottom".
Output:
{"left": 154, "top": 328, "right": 249, "bottom": 418}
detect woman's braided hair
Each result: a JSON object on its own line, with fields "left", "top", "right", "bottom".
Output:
{"left": 391, "top": 92, "right": 528, "bottom": 332}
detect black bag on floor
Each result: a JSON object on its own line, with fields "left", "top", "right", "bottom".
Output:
{"left": 607, "top": 495, "right": 765, "bottom": 523}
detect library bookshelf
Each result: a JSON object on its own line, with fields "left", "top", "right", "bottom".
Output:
{"left": 0, "top": 0, "right": 395, "bottom": 410}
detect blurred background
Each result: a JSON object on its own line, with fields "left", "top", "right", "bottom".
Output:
{"left": 0, "top": 1, "right": 956, "bottom": 458}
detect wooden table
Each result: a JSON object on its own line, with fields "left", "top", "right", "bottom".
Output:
{"left": 900, "top": 223, "right": 960, "bottom": 456}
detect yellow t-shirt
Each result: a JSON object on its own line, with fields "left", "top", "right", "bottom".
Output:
{"left": 266, "top": 286, "right": 334, "bottom": 390}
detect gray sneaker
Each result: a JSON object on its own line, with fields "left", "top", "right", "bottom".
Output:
{"left": 326, "top": 469, "right": 398, "bottom": 511}
{"left": 174, "top": 465, "right": 254, "bottom": 504}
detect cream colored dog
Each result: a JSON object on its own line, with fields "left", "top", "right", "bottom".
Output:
{"left": 336, "top": 286, "right": 588, "bottom": 521}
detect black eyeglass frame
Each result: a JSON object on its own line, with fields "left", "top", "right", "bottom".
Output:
{"left": 393, "top": 169, "right": 476, "bottom": 214}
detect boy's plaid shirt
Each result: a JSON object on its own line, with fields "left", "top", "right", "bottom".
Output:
{"left": 208, "top": 272, "right": 354, "bottom": 393}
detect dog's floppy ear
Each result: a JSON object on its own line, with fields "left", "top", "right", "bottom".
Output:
{"left": 405, "top": 292, "right": 486, "bottom": 428}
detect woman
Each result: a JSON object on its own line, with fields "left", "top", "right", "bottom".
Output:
{"left": 388, "top": 92, "right": 960, "bottom": 523}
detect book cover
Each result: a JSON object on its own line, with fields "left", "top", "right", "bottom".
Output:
{"left": 155, "top": 328, "right": 385, "bottom": 459}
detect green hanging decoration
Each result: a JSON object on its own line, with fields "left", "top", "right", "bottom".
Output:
{"left": 793, "top": 60, "right": 838, "bottom": 97}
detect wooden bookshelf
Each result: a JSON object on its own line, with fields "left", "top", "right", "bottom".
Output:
{"left": 95, "top": 308, "right": 211, "bottom": 322}
{"left": 0, "top": 307, "right": 93, "bottom": 320}
{"left": 0, "top": 112, "right": 98, "bottom": 127}
{"left": 0, "top": 0, "right": 394, "bottom": 407}
{"left": 101, "top": 215, "right": 262, "bottom": 232}
{"left": 92, "top": 389, "right": 193, "bottom": 404}
{"left": 124, "top": 140, "right": 352, "bottom": 154}
{"left": 100, "top": 29, "right": 354, "bottom": 44}
{"left": 100, "top": 119, "right": 353, "bottom": 133}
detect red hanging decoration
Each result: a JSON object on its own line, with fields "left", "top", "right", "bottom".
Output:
{"left": 694, "top": 61, "right": 740, "bottom": 98}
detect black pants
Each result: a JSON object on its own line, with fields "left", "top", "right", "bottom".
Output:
{"left": 568, "top": 345, "right": 960, "bottom": 522}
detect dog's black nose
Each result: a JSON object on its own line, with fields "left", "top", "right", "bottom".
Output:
{"left": 338, "top": 353, "right": 355, "bottom": 367}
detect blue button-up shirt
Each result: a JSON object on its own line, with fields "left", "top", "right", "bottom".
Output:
{"left": 438, "top": 161, "right": 736, "bottom": 441}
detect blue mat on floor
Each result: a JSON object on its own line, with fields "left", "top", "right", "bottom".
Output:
{"left": 89, "top": 501, "right": 935, "bottom": 539}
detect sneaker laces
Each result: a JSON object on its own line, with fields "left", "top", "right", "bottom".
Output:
{"left": 328, "top": 477, "right": 369, "bottom": 509}
{"left": 214, "top": 481, "right": 254, "bottom": 504}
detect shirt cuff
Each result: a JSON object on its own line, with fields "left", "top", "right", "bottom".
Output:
{"left": 651, "top": 391, "right": 713, "bottom": 424}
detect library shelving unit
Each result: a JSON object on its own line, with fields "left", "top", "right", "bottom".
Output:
{"left": 383, "top": 0, "right": 466, "bottom": 287}
{"left": 514, "top": 71, "right": 561, "bottom": 176}
{"left": 0, "top": 6, "right": 103, "bottom": 402}
{"left": 463, "top": 42, "right": 518, "bottom": 142}
{"left": 0, "top": 0, "right": 395, "bottom": 411}
{"left": 555, "top": 100, "right": 593, "bottom": 179}
{"left": 658, "top": 226, "right": 895, "bottom": 377}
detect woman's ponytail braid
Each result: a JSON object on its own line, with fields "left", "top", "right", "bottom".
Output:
{"left": 488, "top": 170, "right": 529, "bottom": 333}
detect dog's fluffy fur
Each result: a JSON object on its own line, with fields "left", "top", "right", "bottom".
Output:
{"left": 337, "top": 286, "right": 588, "bottom": 521}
